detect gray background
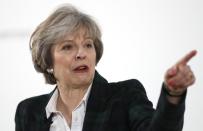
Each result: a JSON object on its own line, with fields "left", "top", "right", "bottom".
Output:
{"left": 0, "top": 0, "right": 202, "bottom": 130}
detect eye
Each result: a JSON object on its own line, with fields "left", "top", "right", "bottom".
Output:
{"left": 85, "top": 40, "right": 94, "bottom": 49}
{"left": 62, "top": 44, "right": 73, "bottom": 50}
{"left": 86, "top": 43, "right": 93, "bottom": 48}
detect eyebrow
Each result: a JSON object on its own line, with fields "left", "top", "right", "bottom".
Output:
{"left": 84, "top": 37, "right": 93, "bottom": 39}
{"left": 61, "top": 37, "right": 93, "bottom": 43}
{"left": 61, "top": 40, "right": 74, "bottom": 43}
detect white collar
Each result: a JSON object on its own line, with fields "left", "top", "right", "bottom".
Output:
{"left": 45, "top": 84, "right": 92, "bottom": 118}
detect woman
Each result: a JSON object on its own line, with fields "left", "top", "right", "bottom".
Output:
{"left": 15, "top": 4, "right": 197, "bottom": 131}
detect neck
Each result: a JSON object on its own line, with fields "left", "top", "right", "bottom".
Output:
{"left": 56, "top": 83, "right": 91, "bottom": 127}
{"left": 57, "top": 83, "right": 90, "bottom": 110}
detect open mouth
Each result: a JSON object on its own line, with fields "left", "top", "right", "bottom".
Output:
{"left": 73, "top": 65, "right": 89, "bottom": 73}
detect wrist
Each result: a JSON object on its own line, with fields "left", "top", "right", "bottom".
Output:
{"left": 163, "top": 83, "right": 185, "bottom": 97}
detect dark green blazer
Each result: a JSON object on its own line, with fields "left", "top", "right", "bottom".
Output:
{"left": 15, "top": 71, "right": 185, "bottom": 131}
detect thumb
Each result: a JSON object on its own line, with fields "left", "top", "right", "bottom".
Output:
{"left": 166, "top": 66, "right": 177, "bottom": 78}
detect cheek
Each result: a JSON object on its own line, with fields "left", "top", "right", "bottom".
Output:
{"left": 90, "top": 54, "right": 96, "bottom": 67}
{"left": 92, "top": 50, "right": 97, "bottom": 64}
{"left": 53, "top": 57, "right": 72, "bottom": 79}
{"left": 53, "top": 55, "right": 71, "bottom": 70}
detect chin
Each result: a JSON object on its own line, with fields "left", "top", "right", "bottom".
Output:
{"left": 77, "top": 75, "right": 94, "bottom": 85}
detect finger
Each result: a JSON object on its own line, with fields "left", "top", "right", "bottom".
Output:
{"left": 184, "top": 76, "right": 195, "bottom": 87}
{"left": 184, "top": 71, "right": 196, "bottom": 87}
{"left": 165, "top": 66, "right": 178, "bottom": 79}
{"left": 167, "top": 66, "right": 194, "bottom": 88}
{"left": 177, "top": 50, "right": 197, "bottom": 66}
{"left": 166, "top": 66, "right": 188, "bottom": 87}
{"left": 166, "top": 66, "right": 184, "bottom": 87}
{"left": 167, "top": 74, "right": 185, "bottom": 89}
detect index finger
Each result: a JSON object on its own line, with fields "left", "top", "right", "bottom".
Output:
{"left": 177, "top": 50, "right": 197, "bottom": 66}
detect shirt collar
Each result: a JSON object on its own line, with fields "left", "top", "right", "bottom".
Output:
{"left": 45, "top": 84, "right": 92, "bottom": 118}
{"left": 82, "top": 83, "right": 92, "bottom": 108}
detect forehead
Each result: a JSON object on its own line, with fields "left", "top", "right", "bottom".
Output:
{"left": 65, "top": 27, "right": 91, "bottom": 40}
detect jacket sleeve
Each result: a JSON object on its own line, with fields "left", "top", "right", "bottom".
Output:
{"left": 149, "top": 83, "right": 186, "bottom": 131}
{"left": 128, "top": 80, "right": 185, "bottom": 131}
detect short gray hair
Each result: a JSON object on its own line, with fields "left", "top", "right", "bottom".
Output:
{"left": 30, "top": 4, "right": 103, "bottom": 85}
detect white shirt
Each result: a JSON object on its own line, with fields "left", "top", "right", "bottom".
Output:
{"left": 45, "top": 85, "right": 92, "bottom": 131}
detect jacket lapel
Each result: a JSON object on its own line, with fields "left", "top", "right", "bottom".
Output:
{"left": 35, "top": 89, "right": 56, "bottom": 131}
{"left": 82, "top": 71, "right": 112, "bottom": 131}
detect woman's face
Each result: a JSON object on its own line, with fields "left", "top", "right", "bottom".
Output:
{"left": 51, "top": 28, "right": 96, "bottom": 88}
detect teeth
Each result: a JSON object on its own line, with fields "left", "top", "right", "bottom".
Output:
{"left": 77, "top": 66, "right": 86, "bottom": 70}
{"left": 79, "top": 66, "right": 85, "bottom": 69}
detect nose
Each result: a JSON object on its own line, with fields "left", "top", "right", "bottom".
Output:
{"left": 75, "top": 48, "right": 86, "bottom": 60}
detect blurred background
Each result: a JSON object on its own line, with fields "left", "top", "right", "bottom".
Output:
{"left": 0, "top": 0, "right": 202, "bottom": 130}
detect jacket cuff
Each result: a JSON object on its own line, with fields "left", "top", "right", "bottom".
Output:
{"left": 156, "top": 83, "right": 186, "bottom": 118}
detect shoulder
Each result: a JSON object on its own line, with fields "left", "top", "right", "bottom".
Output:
{"left": 109, "top": 79, "right": 146, "bottom": 92}
{"left": 18, "top": 93, "right": 50, "bottom": 109}
{"left": 15, "top": 92, "right": 53, "bottom": 129}
{"left": 94, "top": 71, "right": 147, "bottom": 95}
{"left": 107, "top": 79, "right": 148, "bottom": 99}
{"left": 15, "top": 93, "right": 51, "bottom": 117}
{"left": 104, "top": 79, "right": 153, "bottom": 112}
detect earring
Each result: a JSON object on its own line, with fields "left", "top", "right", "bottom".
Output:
{"left": 47, "top": 68, "right": 53, "bottom": 74}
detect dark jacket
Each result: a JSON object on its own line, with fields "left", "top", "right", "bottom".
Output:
{"left": 15, "top": 71, "right": 185, "bottom": 131}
